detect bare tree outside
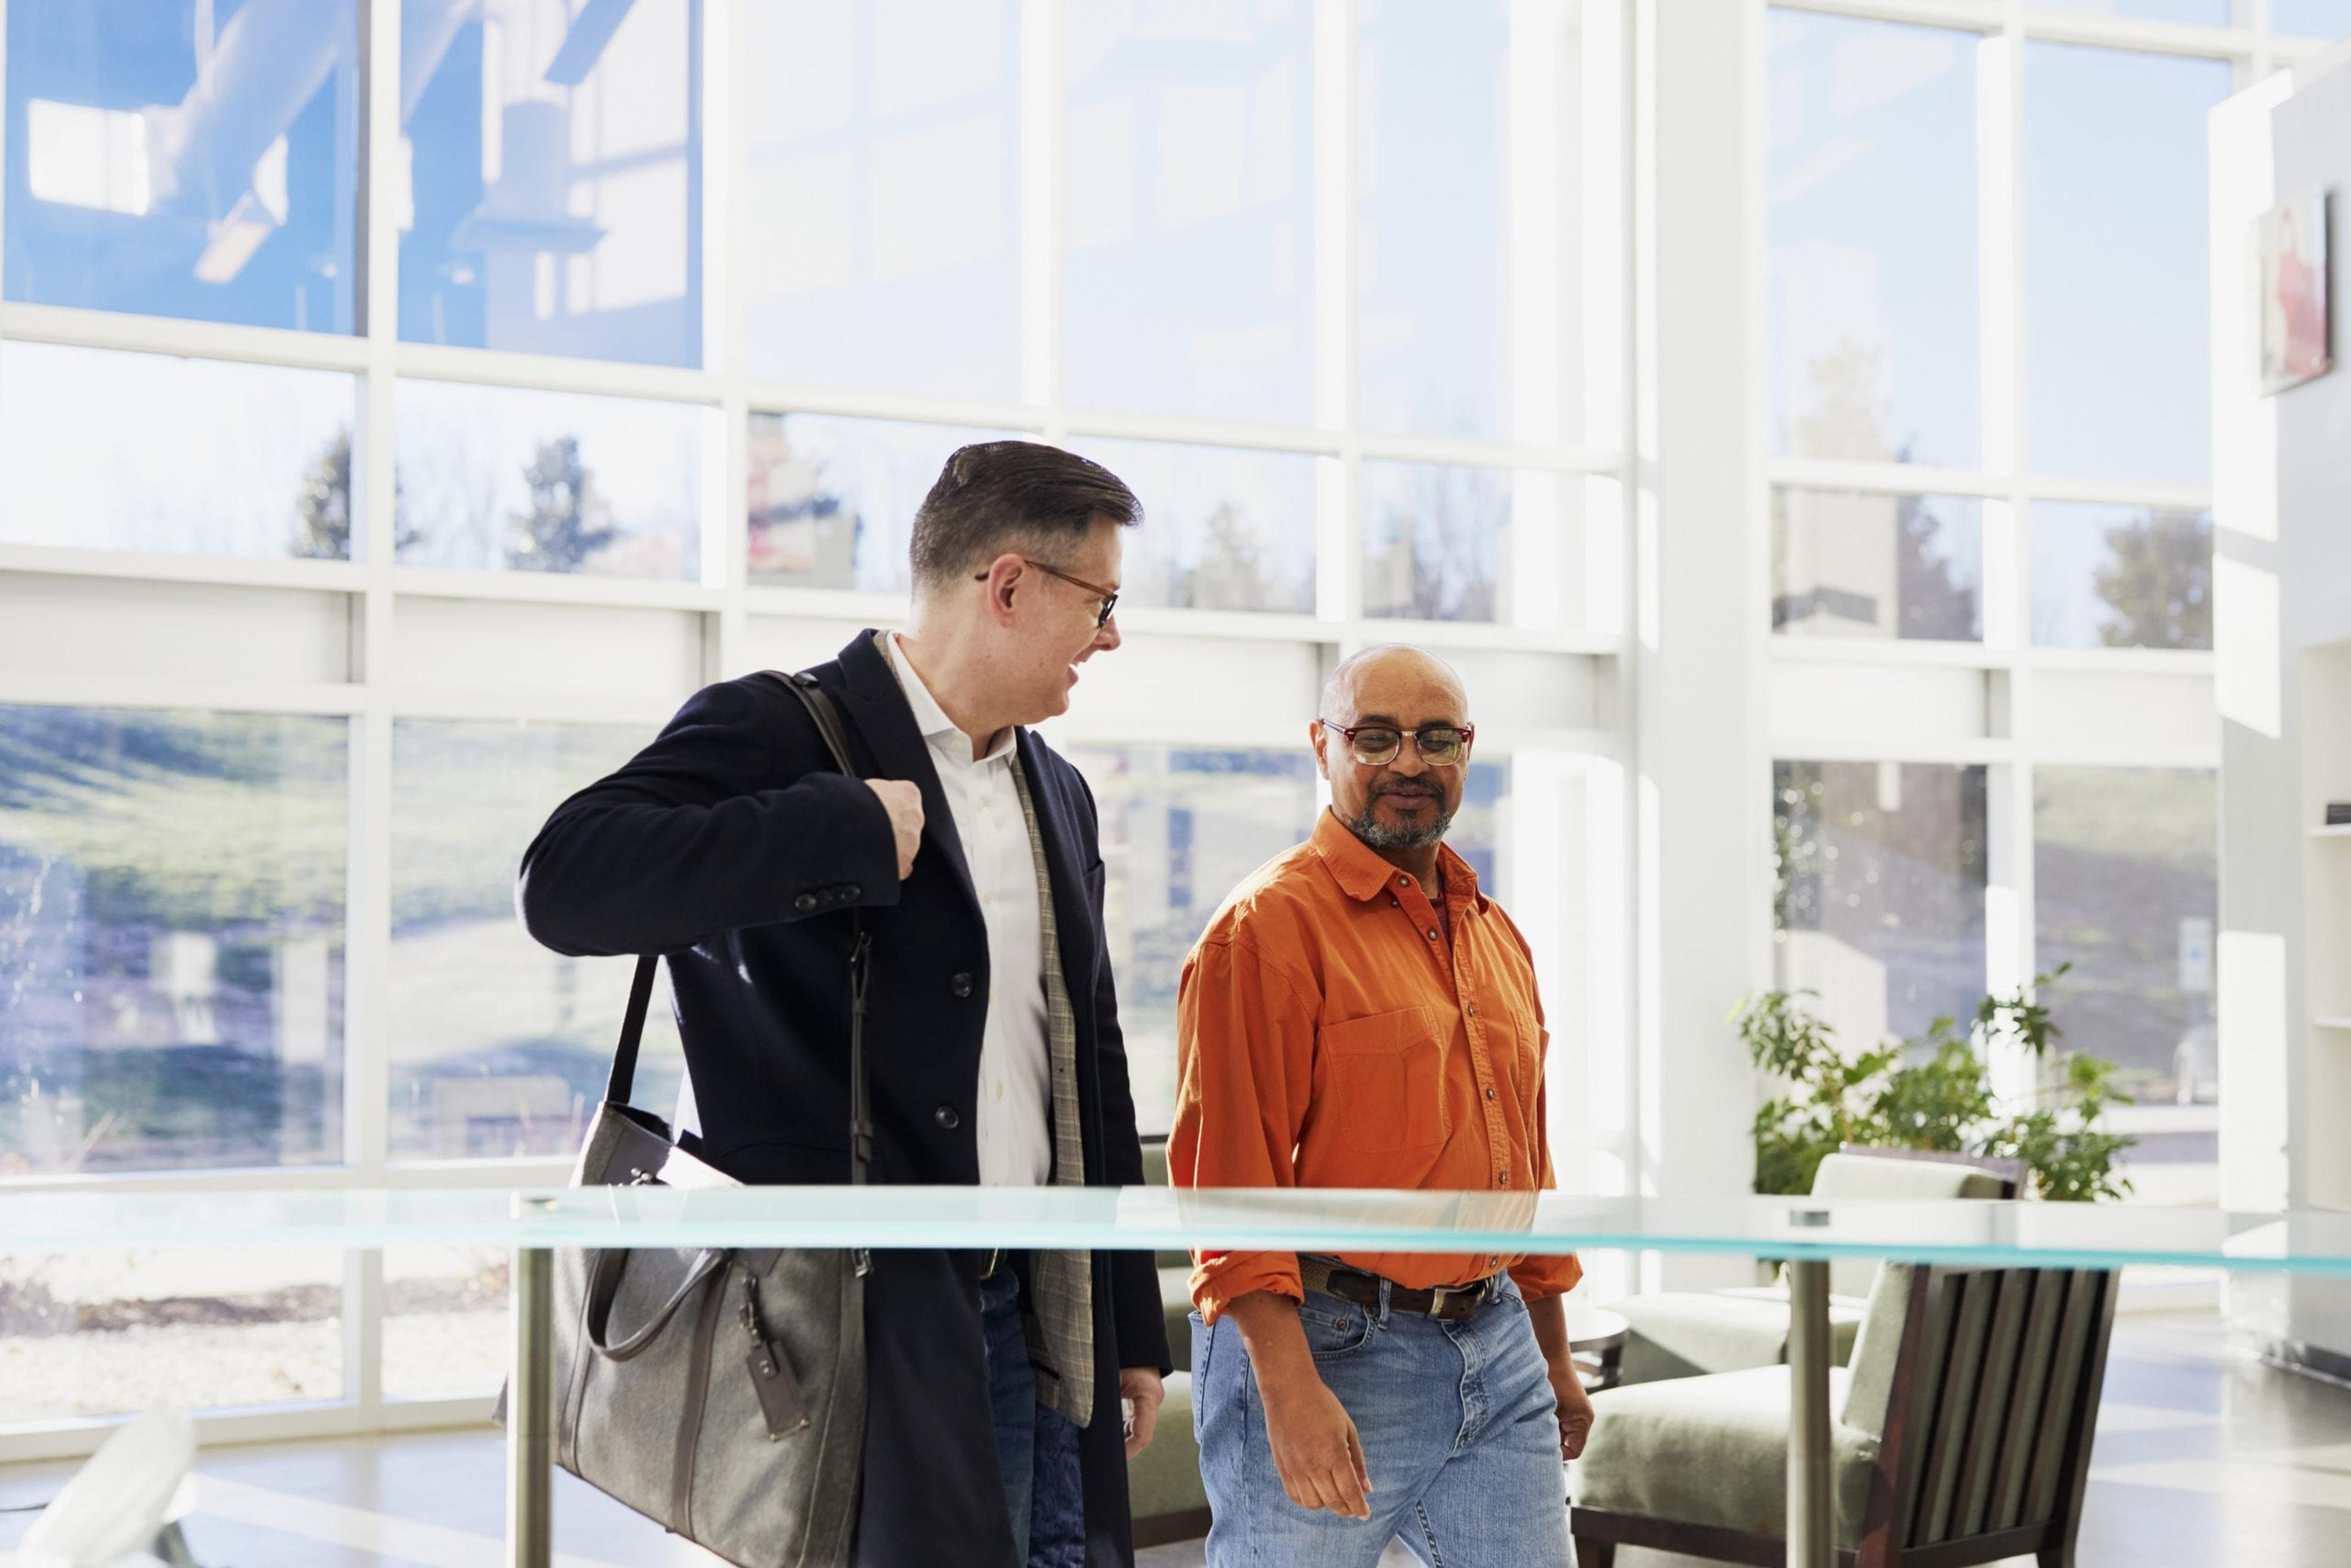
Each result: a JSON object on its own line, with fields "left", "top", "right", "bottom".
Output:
{"left": 506, "top": 436, "right": 618, "bottom": 575}
{"left": 2094, "top": 508, "right": 2213, "bottom": 650}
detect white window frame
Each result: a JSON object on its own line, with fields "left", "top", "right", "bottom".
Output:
{"left": 1757, "top": 0, "right": 2319, "bottom": 1187}
{"left": 0, "top": 0, "right": 1642, "bottom": 1459}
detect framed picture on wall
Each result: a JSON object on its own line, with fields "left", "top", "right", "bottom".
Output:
{"left": 2257, "top": 188, "right": 2331, "bottom": 395}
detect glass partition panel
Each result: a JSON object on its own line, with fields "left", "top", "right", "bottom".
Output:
{"left": 1354, "top": 0, "right": 1514, "bottom": 440}
{"left": 1060, "top": 2, "right": 1316, "bottom": 424}
{"left": 1066, "top": 438, "right": 1315, "bottom": 614}
{"left": 2, "top": 0, "right": 359, "bottom": 332}
{"left": 741, "top": 0, "right": 1022, "bottom": 398}
{"left": 0, "top": 342, "right": 357, "bottom": 561}
{"left": 746, "top": 412, "right": 1015, "bottom": 595}
{"left": 381, "top": 1244, "right": 506, "bottom": 1400}
{"left": 400, "top": 0, "right": 702, "bottom": 368}
{"left": 1773, "top": 487, "right": 1983, "bottom": 642}
{"left": 2030, "top": 501, "right": 2212, "bottom": 650}
{"left": 2023, "top": 44, "right": 2228, "bottom": 484}
{"left": 1360, "top": 460, "right": 1510, "bottom": 624}
{"left": 394, "top": 380, "right": 702, "bottom": 579}
{"left": 389, "top": 718, "right": 683, "bottom": 1163}
{"left": 0, "top": 706, "right": 348, "bottom": 1178}
{"left": 0, "top": 1247, "right": 342, "bottom": 1422}
{"left": 2035, "top": 766, "right": 2218, "bottom": 1125}
{"left": 1766, "top": 12, "right": 1978, "bottom": 468}
{"left": 1773, "top": 759, "right": 1989, "bottom": 1054}
{"left": 1066, "top": 745, "right": 1320, "bottom": 1137}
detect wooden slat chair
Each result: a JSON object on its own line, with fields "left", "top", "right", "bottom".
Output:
{"left": 1570, "top": 1261, "right": 2118, "bottom": 1568}
{"left": 1614, "top": 1150, "right": 2020, "bottom": 1386}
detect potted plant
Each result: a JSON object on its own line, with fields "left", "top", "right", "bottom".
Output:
{"left": 1739, "top": 964, "right": 2135, "bottom": 1202}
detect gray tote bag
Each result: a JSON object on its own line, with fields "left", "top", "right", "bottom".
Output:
{"left": 516, "top": 672, "right": 876, "bottom": 1567}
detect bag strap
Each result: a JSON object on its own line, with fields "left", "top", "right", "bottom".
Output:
{"left": 762, "top": 672, "right": 877, "bottom": 1193}
{"left": 601, "top": 670, "right": 877, "bottom": 1200}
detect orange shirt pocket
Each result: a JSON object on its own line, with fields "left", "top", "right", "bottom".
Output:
{"left": 1317, "top": 1005, "right": 1449, "bottom": 1156}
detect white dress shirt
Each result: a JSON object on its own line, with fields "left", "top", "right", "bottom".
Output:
{"left": 885, "top": 633, "right": 1054, "bottom": 1187}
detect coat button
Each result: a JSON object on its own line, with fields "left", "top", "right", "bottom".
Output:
{"left": 841, "top": 883, "right": 860, "bottom": 901}
{"left": 951, "top": 973, "right": 974, "bottom": 998}
{"left": 934, "top": 1105, "right": 961, "bottom": 1130}
{"left": 793, "top": 893, "right": 817, "bottom": 912}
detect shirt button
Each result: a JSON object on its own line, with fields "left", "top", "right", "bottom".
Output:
{"left": 1485, "top": 1087, "right": 1497, "bottom": 1101}
{"left": 1427, "top": 929, "right": 1440, "bottom": 941}
{"left": 1498, "top": 1172, "right": 1510, "bottom": 1187}
{"left": 951, "top": 973, "right": 974, "bottom": 998}
{"left": 934, "top": 1106, "right": 961, "bottom": 1130}
{"left": 1466, "top": 1002, "right": 1477, "bottom": 1017}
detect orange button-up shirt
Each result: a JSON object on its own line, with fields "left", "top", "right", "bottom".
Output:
{"left": 1169, "top": 809, "right": 1581, "bottom": 1323}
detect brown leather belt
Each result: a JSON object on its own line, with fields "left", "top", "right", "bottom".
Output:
{"left": 1300, "top": 1258, "right": 1499, "bottom": 1322}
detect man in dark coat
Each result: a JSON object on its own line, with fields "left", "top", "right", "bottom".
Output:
{"left": 517, "top": 441, "right": 1172, "bottom": 1567}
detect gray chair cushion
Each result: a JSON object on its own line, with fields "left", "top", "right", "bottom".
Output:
{"left": 1613, "top": 1290, "right": 1866, "bottom": 1386}
{"left": 1127, "top": 1371, "right": 1209, "bottom": 1520}
{"left": 1808, "top": 1155, "right": 2005, "bottom": 1300}
{"left": 1570, "top": 1366, "right": 1881, "bottom": 1548}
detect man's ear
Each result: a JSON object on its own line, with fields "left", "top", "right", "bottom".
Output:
{"left": 978, "top": 552, "right": 1024, "bottom": 626}
{"left": 1309, "top": 720, "right": 1330, "bottom": 782}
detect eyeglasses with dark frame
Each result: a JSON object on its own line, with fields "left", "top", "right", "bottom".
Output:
{"left": 975, "top": 557, "right": 1120, "bottom": 628}
{"left": 1316, "top": 719, "right": 1476, "bottom": 768}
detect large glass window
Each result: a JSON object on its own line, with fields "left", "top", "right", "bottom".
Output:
{"left": 1362, "top": 460, "right": 1510, "bottom": 623}
{"left": 2273, "top": 0, "right": 2351, "bottom": 34}
{"left": 389, "top": 719, "right": 683, "bottom": 1163}
{"left": 0, "top": 342, "right": 357, "bottom": 561}
{"left": 1068, "top": 746, "right": 1320, "bottom": 1136}
{"left": 1354, "top": 0, "right": 1518, "bottom": 440}
{"left": 2, "top": 0, "right": 360, "bottom": 333}
{"left": 2030, "top": 501, "right": 2213, "bottom": 650}
{"left": 2034, "top": 767, "right": 2217, "bottom": 1139}
{"left": 747, "top": 413, "right": 1014, "bottom": 595}
{"left": 2023, "top": 45, "right": 2229, "bottom": 484}
{"left": 400, "top": 0, "right": 702, "bottom": 368}
{"left": 394, "top": 380, "right": 702, "bottom": 579}
{"left": 0, "top": 1247, "right": 343, "bottom": 1422}
{"left": 741, "top": 0, "right": 1022, "bottom": 399}
{"left": 1766, "top": 13, "right": 1978, "bottom": 468}
{"left": 1773, "top": 760, "right": 1989, "bottom": 1052}
{"left": 0, "top": 707, "right": 347, "bottom": 1177}
{"left": 1062, "top": 4, "right": 1314, "bottom": 424}
{"left": 1773, "top": 488, "right": 1982, "bottom": 642}
{"left": 1068, "top": 438, "right": 1316, "bottom": 615}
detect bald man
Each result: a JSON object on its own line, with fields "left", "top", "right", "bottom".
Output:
{"left": 1168, "top": 646, "right": 1591, "bottom": 1566}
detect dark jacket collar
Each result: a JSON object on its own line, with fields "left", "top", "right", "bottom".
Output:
{"left": 836, "top": 629, "right": 977, "bottom": 913}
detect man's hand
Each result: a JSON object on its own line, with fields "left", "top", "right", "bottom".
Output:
{"left": 1259, "top": 1365, "right": 1375, "bottom": 1519}
{"left": 1552, "top": 1367, "right": 1595, "bottom": 1461}
{"left": 1526, "top": 1289, "right": 1595, "bottom": 1461}
{"left": 1225, "top": 1292, "right": 1374, "bottom": 1520}
{"left": 863, "top": 779, "right": 924, "bottom": 879}
{"left": 1120, "top": 1367, "right": 1164, "bottom": 1460}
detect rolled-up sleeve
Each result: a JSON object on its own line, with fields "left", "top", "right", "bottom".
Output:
{"left": 1168, "top": 934, "right": 1318, "bottom": 1324}
{"left": 1505, "top": 937, "right": 1581, "bottom": 1302}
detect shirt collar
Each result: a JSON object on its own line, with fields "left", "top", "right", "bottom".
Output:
{"left": 887, "top": 632, "right": 1016, "bottom": 765}
{"left": 1309, "top": 807, "right": 1483, "bottom": 907}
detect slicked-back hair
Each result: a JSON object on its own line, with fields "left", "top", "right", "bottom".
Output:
{"left": 909, "top": 440, "right": 1142, "bottom": 591}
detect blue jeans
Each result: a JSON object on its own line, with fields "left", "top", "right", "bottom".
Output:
{"left": 981, "top": 1261, "right": 1087, "bottom": 1567}
{"left": 1193, "top": 1269, "right": 1572, "bottom": 1567}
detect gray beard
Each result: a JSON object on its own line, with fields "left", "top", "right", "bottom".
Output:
{"left": 1346, "top": 797, "right": 1454, "bottom": 850}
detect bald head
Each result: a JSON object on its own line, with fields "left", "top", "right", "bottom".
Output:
{"left": 1319, "top": 645, "right": 1469, "bottom": 728}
